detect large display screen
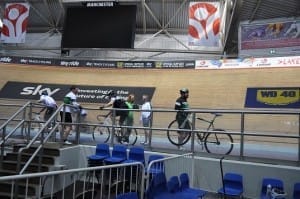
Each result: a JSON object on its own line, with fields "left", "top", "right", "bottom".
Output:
{"left": 61, "top": 5, "right": 136, "bottom": 49}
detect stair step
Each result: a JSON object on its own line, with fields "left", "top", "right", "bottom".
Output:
{"left": 0, "top": 192, "right": 31, "bottom": 199}
{"left": 13, "top": 143, "right": 60, "bottom": 157}
{"left": 2, "top": 160, "right": 49, "bottom": 173}
{"left": 4, "top": 152, "right": 55, "bottom": 165}
{"left": 0, "top": 181, "right": 36, "bottom": 196}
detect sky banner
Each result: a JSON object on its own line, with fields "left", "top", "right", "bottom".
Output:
{"left": 0, "top": 3, "right": 30, "bottom": 43}
{"left": 0, "top": 81, "right": 156, "bottom": 105}
{"left": 188, "top": 2, "right": 222, "bottom": 48}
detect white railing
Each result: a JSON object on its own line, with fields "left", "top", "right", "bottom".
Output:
{"left": 0, "top": 161, "right": 145, "bottom": 199}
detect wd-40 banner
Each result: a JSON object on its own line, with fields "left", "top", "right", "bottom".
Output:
{"left": 0, "top": 3, "right": 30, "bottom": 43}
{"left": 188, "top": 2, "right": 222, "bottom": 48}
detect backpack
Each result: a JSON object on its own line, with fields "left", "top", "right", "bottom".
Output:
{"left": 113, "top": 99, "right": 128, "bottom": 116}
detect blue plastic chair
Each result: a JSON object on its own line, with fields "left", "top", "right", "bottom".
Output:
{"left": 293, "top": 182, "right": 300, "bottom": 199}
{"left": 179, "top": 173, "right": 207, "bottom": 199}
{"left": 104, "top": 144, "right": 127, "bottom": 164}
{"left": 168, "top": 175, "right": 201, "bottom": 199}
{"left": 260, "top": 178, "right": 285, "bottom": 199}
{"left": 115, "top": 192, "right": 138, "bottom": 199}
{"left": 147, "top": 154, "right": 165, "bottom": 176}
{"left": 218, "top": 172, "right": 243, "bottom": 198}
{"left": 87, "top": 143, "right": 110, "bottom": 166}
{"left": 123, "top": 146, "right": 145, "bottom": 164}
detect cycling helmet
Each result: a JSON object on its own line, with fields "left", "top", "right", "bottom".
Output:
{"left": 180, "top": 88, "right": 189, "bottom": 94}
{"left": 41, "top": 91, "right": 48, "bottom": 95}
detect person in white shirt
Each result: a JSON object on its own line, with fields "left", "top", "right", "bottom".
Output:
{"left": 140, "top": 95, "right": 152, "bottom": 145}
{"left": 60, "top": 85, "right": 80, "bottom": 145}
{"left": 38, "top": 91, "right": 57, "bottom": 122}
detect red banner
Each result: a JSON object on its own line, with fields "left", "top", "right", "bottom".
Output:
{"left": 188, "top": 2, "right": 221, "bottom": 48}
{"left": 0, "top": 3, "right": 30, "bottom": 43}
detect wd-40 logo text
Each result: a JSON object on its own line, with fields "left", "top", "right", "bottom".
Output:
{"left": 20, "top": 85, "right": 60, "bottom": 96}
{"left": 257, "top": 89, "right": 300, "bottom": 105}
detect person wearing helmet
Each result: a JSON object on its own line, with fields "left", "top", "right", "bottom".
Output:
{"left": 100, "top": 90, "right": 120, "bottom": 109}
{"left": 37, "top": 91, "right": 57, "bottom": 128}
{"left": 174, "top": 88, "right": 190, "bottom": 149}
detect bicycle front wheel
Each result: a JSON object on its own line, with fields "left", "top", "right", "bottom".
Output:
{"left": 93, "top": 123, "right": 110, "bottom": 143}
{"left": 119, "top": 128, "right": 138, "bottom": 145}
{"left": 204, "top": 129, "right": 233, "bottom": 155}
{"left": 167, "top": 120, "right": 191, "bottom": 146}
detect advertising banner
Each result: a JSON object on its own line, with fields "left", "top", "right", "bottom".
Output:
{"left": 0, "top": 81, "right": 156, "bottom": 105}
{"left": 188, "top": 2, "right": 222, "bottom": 48}
{"left": 0, "top": 55, "right": 196, "bottom": 69}
{"left": 245, "top": 87, "right": 300, "bottom": 108}
{"left": 195, "top": 56, "right": 300, "bottom": 69}
{"left": 239, "top": 18, "right": 300, "bottom": 56}
{"left": 0, "top": 3, "right": 30, "bottom": 43}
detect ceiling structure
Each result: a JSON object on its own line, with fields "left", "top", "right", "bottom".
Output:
{"left": 0, "top": 0, "right": 299, "bottom": 61}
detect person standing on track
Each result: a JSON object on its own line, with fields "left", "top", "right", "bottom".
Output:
{"left": 175, "top": 88, "right": 190, "bottom": 149}
{"left": 60, "top": 85, "right": 81, "bottom": 145}
{"left": 122, "top": 94, "right": 136, "bottom": 143}
{"left": 140, "top": 94, "right": 152, "bottom": 145}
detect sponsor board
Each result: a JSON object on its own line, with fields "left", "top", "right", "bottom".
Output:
{"left": 0, "top": 81, "right": 156, "bottom": 104}
{"left": 195, "top": 56, "right": 300, "bottom": 69}
{"left": 0, "top": 55, "right": 298, "bottom": 69}
{"left": 0, "top": 55, "right": 195, "bottom": 69}
{"left": 245, "top": 87, "right": 300, "bottom": 108}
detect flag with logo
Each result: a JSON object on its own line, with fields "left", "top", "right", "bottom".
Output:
{"left": 188, "top": 2, "right": 221, "bottom": 48}
{"left": 0, "top": 3, "right": 30, "bottom": 43}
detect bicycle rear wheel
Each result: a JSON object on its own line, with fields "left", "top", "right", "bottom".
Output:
{"left": 167, "top": 120, "right": 191, "bottom": 146}
{"left": 93, "top": 123, "right": 110, "bottom": 143}
{"left": 204, "top": 129, "right": 233, "bottom": 155}
{"left": 119, "top": 128, "right": 138, "bottom": 145}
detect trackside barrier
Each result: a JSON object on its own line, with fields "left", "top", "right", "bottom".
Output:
{"left": 0, "top": 161, "right": 145, "bottom": 199}
{"left": 0, "top": 101, "right": 300, "bottom": 164}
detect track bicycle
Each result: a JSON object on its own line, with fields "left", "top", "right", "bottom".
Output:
{"left": 24, "top": 111, "right": 58, "bottom": 138}
{"left": 23, "top": 112, "right": 43, "bottom": 136}
{"left": 167, "top": 113, "right": 234, "bottom": 155}
{"left": 93, "top": 114, "right": 138, "bottom": 145}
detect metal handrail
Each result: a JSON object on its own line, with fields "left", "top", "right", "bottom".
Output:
{"left": 0, "top": 101, "right": 31, "bottom": 169}
{"left": 17, "top": 104, "right": 64, "bottom": 174}
{"left": 0, "top": 101, "right": 30, "bottom": 130}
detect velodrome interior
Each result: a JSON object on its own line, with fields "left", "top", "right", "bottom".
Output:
{"left": 0, "top": 0, "right": 300, "bottom": 198}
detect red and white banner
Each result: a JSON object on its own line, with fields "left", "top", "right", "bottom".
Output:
{"left": 188, "top": 2, "right": 221, "bottom": 48}
{"left": 0, "top": 3, "right": 30, "bottom": 43}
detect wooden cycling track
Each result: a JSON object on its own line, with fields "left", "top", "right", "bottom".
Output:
{"left": 0, "top": 63, "right": 299, "bottom": 147}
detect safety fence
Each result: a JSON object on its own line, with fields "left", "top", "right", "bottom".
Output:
{"left": 0, "top": 152, "right": 193, "bottom": 199}
{"left": 0, "top": 101, "right": 299, "bottom": 164}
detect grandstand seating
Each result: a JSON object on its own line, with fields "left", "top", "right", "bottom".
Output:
{"left": 260, "top": 178, "right": 285, "bottom": 199}
{"left": 146, "top": 154, "right": 165, "bottom": 175}
{"left": 116, "top": 191, "right": 139, "bottom": 199}
{"left": 123, "top": 146, "right": 145, "bottom": 164}
{"left": 293, "top": 182, "right": 300, "bottom": 199}
{"left": 87, "top": 143, "right": 110, "bottom": 167}
{"left": 104, "top": 145, "right": 127, "bottom": 164}
{"left": 146, "top": 172, "right": 205, "bottom": 199}
{"left": 179, "top": 173, "right": 207, "bottom": 198}
{"left": 217, "top": 172, "right": 244, "bottom": 198}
